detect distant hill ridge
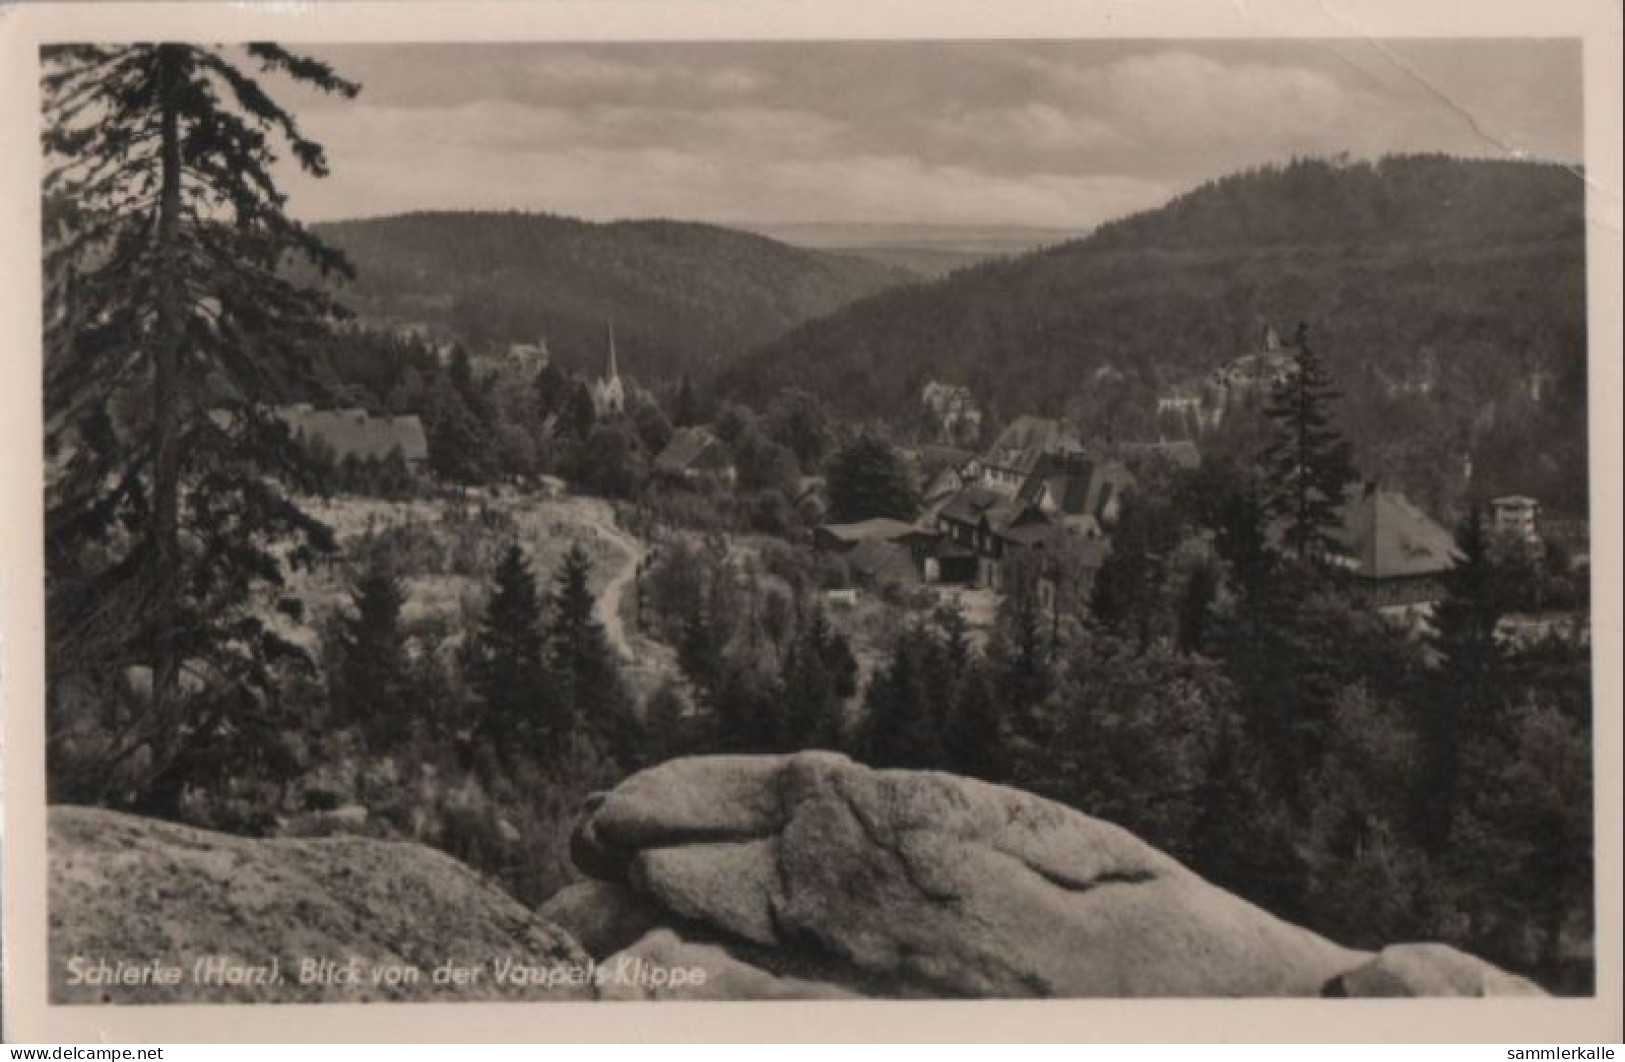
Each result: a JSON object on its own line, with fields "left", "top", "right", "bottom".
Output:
{"left": 311, "top": 210, "right": 914, "bottom": 380}
{"left": 722, "top": 154, "right": 1588, "bottom": 514}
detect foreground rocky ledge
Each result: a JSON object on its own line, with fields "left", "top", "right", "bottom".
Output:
{"left": 48, "top": 753, "right": 1545, "bottom": 1002}
{"left": 555, "top": 751, "right": 1545, "bottom": 999}
{"left": 48, "top": 806, "right": 590, "bottom": 1004}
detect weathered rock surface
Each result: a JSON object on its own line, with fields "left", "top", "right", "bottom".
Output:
{"left": 49, "top": 805, "right": 590, "bottom": 1003}
{"left": 1323, "top": 944, "right": 1547, "bottom": 998}
{"left": 537, "top": 879, "right": 661, "bottom": 960}
{"left": 571, "top": 752, "right": 1545, "bottom": 1000}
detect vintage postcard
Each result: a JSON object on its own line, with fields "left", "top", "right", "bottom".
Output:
{"left": 1, "top": 0, "right": 1620, "bottom": 1044}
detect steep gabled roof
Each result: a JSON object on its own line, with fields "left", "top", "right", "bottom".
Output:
{"left": 1334, "top": 486, "right": 1460, "bottom": 579}
{"left": 982, "top": 415, "right": 1082, "bottom": 477}
{"left": 1018, "top": 453, "right": 1136, "bottom": 522}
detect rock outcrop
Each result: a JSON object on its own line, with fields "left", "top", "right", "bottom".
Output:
{"left": 561, "top": 751, "right": 1544, "bottom": 1000}
{"left": 1323, "top": 944, "right": 1546, "bottom": 998}
{"left": 48, "top": 806, "right": 590, "bottom": 1003}
{"left": 48, "top": 755, "right": 1546, "bottom": 1004}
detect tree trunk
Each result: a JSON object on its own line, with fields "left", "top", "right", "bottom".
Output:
{"left": 150, "top": 46, "right": 185, "bottom": 742}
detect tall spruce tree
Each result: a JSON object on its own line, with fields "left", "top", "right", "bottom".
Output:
{"left": 943, "top": 660, "right": 1004, "bottom": 781}
{"left": 1418, "top": 505, "right": 1506, "bottom": 844}
{"left": 778, "top": 607, "right": 856, "bottom": 750}
{"left": 861, "top": 625, "right": 946, "bottom": 768}
{"left": 42, "top": 45, "right": 358, "bottom": 810}
{"left": 1261, "top": 323, "right": 1357, "bottom": 565}
{"left": 549, "top": 545, "right": 633, "bottom": 756}
{"left": 335, "top": 555, "right": 411, "bottom": 751}
{"left": 468, "top": 544, "right": 553, "bottom": 750}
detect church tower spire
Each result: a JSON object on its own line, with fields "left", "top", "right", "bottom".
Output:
{"left": 592, "top": 317, "right": 626, "bottom": 416}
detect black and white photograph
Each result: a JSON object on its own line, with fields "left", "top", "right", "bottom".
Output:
{"left": 3, "top": 0, "right": 1621, "bottom": 1041}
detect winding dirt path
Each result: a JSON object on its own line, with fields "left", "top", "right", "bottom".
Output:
{"left": 591, "top": 510, "right": 645, "bottom": 662}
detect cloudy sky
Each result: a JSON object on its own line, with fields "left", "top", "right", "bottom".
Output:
{"left": 275, "top": 39, "right": 1582, "bottom": 230}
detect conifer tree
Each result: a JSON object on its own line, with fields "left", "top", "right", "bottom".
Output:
{"left": 943, "top": 659, "right": 1004, "bottom": 781}
{"left": 1418, "top": 505, "right": 1506, "bottom": 843}
{"left": 1175, "top": 558, "right": 1221, "bottom": 654}
{"left": 424, "top": 378, "right": 493, "bottom": 484}
{"left": 1090, "top": 495, "right": 1166, "bottom": 648}
{"left": 778, "top": 608, "right": 856, "bottom": 750}
{"left": 1261, "top": 323, "right": 1357, "bottom": 564}
{"left": 468, "top": 544, "right": 553, "bottom": 749}
{"left": 861, "top": 625, "right": 945, "bottom": 768}
{"left": 42, "top": 45, "right": 358, "bottom": 809}
{"left": 335, "top": 555, "right": 411, "bottom": 751}
{"left": 549, "top": 545, "right": 630, "bottom": 753}
{"left": 987, "top": 559, "right": 1054, "bottom": 748}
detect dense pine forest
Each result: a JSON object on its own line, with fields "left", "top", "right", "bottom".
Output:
{"left": 723, "top": 155, "right": 1589, "bottom": 518}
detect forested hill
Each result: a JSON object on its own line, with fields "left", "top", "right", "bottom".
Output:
{"left": 721, "top": 154, "right": 1589, "bottom": 515}
{"left": 311, "top": 211, "right": 914, "bottom": 379}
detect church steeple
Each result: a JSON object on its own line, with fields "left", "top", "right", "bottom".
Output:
{"left": 592, "top": 317, "right": 626, "bottom": 417}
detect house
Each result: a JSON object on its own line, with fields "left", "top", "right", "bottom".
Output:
{"left": 934, "top": 485, "right": 1048, "bottom": 588}
{"left": 933, "top": 483, "right": 1111, "bottom": 592}
{"left": 506, "top": 336, "right": 552, "bottom": 376}
{"left": 927, "top": 421, "right": 1134, "bottom": 589}
{"left": 276, "top": 404, "right": 430, "bottom": 471}
{"left": 1210, "top": 324, "right": 1296, "bottom": 395}
{"left": 653, "top": 426, "right": 735, "bottom": 486}
{"left": 920, "top": 381, "right": 983, "bottom": 446}
{"left": 590, "top": 321, "right": 626, "bottom": 417}
{"left": 1016, "top": 451, "right": 1137, "bottom": 540}
{"left": 1155, "top": 387, "right": 1213, "bottom": 436}
{"left": 978, "top": 415, "right": 1084, "bottom": 493}
{"left": 1326, "top": 484, "right": 1460, "bottom": 607}
{"left": 1490, "top": 495, "right": 1541, "bottom": 548}
{"left": 1154, "top": 323, "right": 1298, "bottom": 435}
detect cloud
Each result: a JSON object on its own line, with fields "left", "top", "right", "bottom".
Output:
{"left": 285, "top": 104, "right": 1173, "bottom": 229}
{"left": 276, "top": 40, "right": 1583, "bottom": 228}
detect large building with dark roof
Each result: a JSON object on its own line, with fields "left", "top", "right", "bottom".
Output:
{"left": 1265, "top": 484, "right": 1460, "bottom": 610}
{"left": 276, "top": 404, "right": 429, "bottom": 470}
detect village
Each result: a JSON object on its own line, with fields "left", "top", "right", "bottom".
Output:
{"left": 271, "top": 315, "right": 1589, "bottom": 703}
